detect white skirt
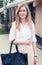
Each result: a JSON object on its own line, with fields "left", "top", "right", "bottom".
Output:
{"left": 17, "top": 44, "right": 34, "bottom": 65}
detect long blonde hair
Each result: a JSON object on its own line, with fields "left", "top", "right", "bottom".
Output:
{"left": 15, "top": 3, "right": 33, "bottom": 31}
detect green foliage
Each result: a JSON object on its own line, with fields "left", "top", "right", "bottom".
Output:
{"left": 10, "top": 0, "right": 14, "bottom": 2}
{"left": 0, "top": 1, "right": 3, "bottom": 8}
{"left": 0, "top": 28, "right": 8, "bottom": 34}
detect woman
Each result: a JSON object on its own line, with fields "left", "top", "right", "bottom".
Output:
{"left": 9, "top": 3, "right": 38, "bottom": 65}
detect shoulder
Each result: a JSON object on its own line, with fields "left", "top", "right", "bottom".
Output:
{"left": 32, "top": 22, "right": 35, "bottom": 29}
{"left": 31, "top": 22, "right": 36, "bottom": 32}
{"left": 12, "top": 21, "right": 16, "bottom": 25}
{"left": 32, "top": 22, "right": 35, "bottom": 27}
{"left": 10, "top": 21, "right": 16, "bottom": 29}
{"left": 11, "top": 21, "right": 16, "bottom": 27}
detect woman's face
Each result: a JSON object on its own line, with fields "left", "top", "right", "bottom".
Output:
{"left": 18, "top": 6, "right": 27, "bottom": 20}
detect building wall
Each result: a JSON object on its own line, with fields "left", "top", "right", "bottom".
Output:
{"left": 35, "top": 3, "right": 42, "bottom": 37}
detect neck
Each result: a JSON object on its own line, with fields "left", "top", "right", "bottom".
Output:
{"left": 21, "top": 19, "right": 26, "bottom": 24}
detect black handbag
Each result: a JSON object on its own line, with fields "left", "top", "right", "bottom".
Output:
{"left": 1, "top": 42, "right": 28, "bottom": 65}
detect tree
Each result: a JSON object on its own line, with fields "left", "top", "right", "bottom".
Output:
{"left": 0, "top": 0, "right": 3, "bottom": 8}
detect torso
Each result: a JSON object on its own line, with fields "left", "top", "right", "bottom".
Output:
{"left": 16, "top": 23, "right": 32, "bottom": 41}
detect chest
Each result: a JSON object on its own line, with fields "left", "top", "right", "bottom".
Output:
{"left": 16, "top": 25, "right": 32, "bottom": 39}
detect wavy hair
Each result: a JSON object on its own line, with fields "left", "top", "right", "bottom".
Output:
{"left": 15, "top": 3, "right": 33, "bottom": 31}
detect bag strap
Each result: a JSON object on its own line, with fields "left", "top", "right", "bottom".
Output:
{"left": 9, "top": 40, "right": 19, "bottom": 53}
{"left": 16, "top": 45, "right": 19, "bottom": 53}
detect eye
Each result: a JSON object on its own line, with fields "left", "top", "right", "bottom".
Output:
{"left": 19, "top": 10, "right": 26, "bottom": 12}
{"left": 23, "top": 10, "right": 26, "bottom": 12}
{"left": 19, "top": 10, "right": 22, "bottom": 12}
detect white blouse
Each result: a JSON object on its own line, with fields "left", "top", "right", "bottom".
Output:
{"left": 9, "top": 22, "right": 37, "bottom": 43}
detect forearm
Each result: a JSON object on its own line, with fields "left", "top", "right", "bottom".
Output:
{"left": 32, "top": 42, "right": 38, "bottom": 56}
{"left": 13, "top": 39, "right": 24, "bottom": 45}
{"left": 13, "top": 39, "right": 32, "bottom": 45}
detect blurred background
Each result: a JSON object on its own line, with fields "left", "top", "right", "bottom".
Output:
{"left": 0, "top": 0, "right": 42, "bottom": 65}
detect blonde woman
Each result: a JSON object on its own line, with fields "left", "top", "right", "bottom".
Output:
{"left": 9, "top": 3, "right": 38, "bottom": 65}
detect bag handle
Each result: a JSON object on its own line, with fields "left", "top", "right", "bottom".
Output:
{"left": 9, "top": 40, "right": 19, "bottom": 54}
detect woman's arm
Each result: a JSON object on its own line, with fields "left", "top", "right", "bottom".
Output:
{"left": 9, "top": 22, "right": 16, "bottom": 42}
{"left": 32, "top": 42, "right": 37, "bottom": 56}
{"left": 32, "top": 42, "right": 38, "bottom": 65}
{"left": 13, "top": 39, "right": 32, "bottom": 45}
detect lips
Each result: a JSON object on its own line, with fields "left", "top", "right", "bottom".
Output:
{"left": 20, "top": 14, "right": 25, "bottom": 16}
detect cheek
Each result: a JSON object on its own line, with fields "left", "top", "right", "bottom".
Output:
{"left": 25, "top": 12, "right": 27, "bottom": 16}
{"left": 19, "top": 12, "right": 27, "bottom": 17}
{"left": 18, "top": 12, "right": 22, "bottom": 16}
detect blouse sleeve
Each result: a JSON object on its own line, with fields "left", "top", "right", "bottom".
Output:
{"left": 9, "top": 22, "right": 16, "bottom": 42}
{"left": 31, "top": 23, "right": 37, "bottom": 43}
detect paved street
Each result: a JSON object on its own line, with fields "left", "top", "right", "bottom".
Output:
{"left": 0, "top": 34, "right": 42, "bottom": 65}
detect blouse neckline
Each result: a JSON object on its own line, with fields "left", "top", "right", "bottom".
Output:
{"left": 20, "top": 22, "right": 28, "bottom": 27}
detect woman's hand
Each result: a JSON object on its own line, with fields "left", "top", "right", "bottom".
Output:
{"left": 34, "top": 56, "right": 38, "bottom": 65}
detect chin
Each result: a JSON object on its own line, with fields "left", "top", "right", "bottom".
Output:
{"left": 20, "top": 17, "right": 26, "bottom": 19}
